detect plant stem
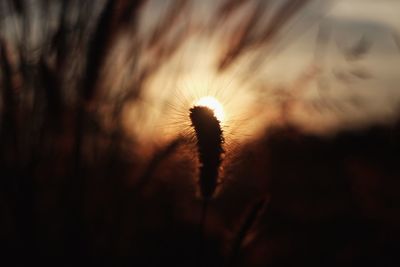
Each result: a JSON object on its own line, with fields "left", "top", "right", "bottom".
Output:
{"left": 198, "top": 199, "right": 209, "bottom": 267}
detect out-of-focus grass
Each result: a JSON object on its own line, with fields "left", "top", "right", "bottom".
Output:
{"left": 0, "top": 1, "right": 399, "bottom": 267}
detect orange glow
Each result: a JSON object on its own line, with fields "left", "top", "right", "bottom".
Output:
{"left": 195, "top": 96, "right": 225, "bottom": 122}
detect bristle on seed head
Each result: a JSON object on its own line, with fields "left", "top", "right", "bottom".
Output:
{"left": 189, "top": 105, "right": 224, "bottom": 199}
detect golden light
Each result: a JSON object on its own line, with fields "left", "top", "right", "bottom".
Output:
{"left": 195, "top": 96, "right": 225, "bottom": 122}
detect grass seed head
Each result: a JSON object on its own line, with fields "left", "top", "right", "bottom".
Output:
{"left": 189, "top": 105, "right": 224, "bottom": 199}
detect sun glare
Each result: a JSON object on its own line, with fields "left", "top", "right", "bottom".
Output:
{"left": 195, "top": 96, "right": 225, "bottom": 122}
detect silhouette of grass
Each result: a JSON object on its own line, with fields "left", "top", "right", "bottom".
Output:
{"left": 0, "top": 1, "right": 399, "bottom": 267}
{"left": 226, "top": 196, "right": 270, "bottom": 267}
{"left": 189, "top": 106, "right": 224, "bottom": 200}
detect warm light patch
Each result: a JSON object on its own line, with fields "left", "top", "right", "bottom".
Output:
{"left": 195, "top": 96, "right": 225, "bottom": 122}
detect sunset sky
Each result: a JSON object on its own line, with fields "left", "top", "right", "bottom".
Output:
{"left": 130, "top": 0, "right": 400, "bottom": 142}
{"left": 1, "top": 0, "right": 399, "bottom": 141}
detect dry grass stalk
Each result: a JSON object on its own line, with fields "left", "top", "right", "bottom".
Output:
{"left": 189, "top": 105, "right": 224, "bottom": 267}
{"left": 226, "top": 196, "right": 270, "bottom": 267}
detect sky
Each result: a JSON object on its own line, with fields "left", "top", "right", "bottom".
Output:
{"left": 131, "top": 0, "right": 400, "bottom": 143}
{"left": 256, "top": 0, "right": 400, "bottom": 133}
{"left": 1, "top": 0, "right": 399, "bottom": 144}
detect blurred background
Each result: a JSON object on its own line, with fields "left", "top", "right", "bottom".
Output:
{"left": 1, "top": 0, "right": 400, "bottom": 266}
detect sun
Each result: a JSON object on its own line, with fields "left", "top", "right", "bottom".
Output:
{"left": 195, "top": 96, "right": 225, "bottom": 122}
